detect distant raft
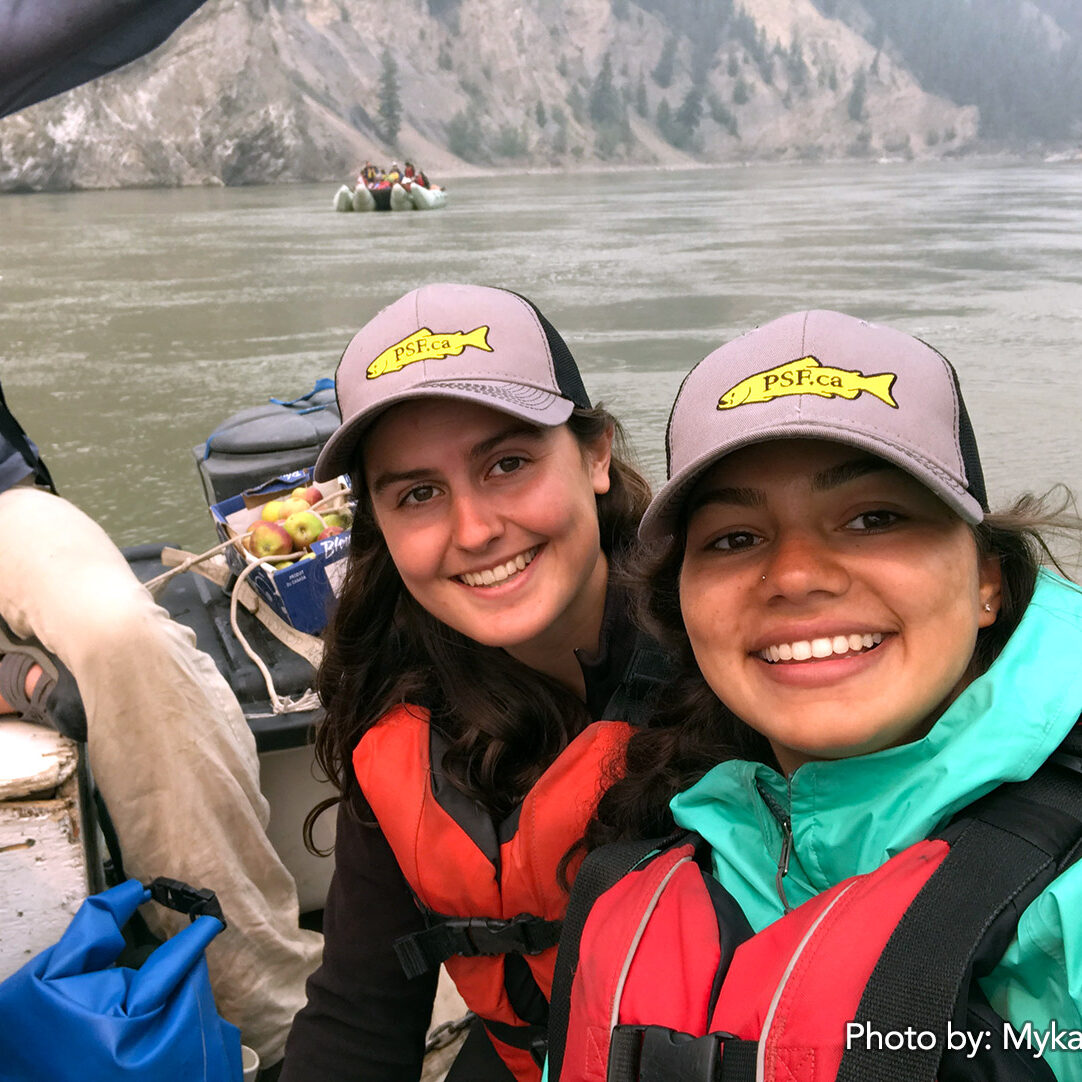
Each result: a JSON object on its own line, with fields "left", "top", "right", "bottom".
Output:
{"left": 333, "top": 181, "right": 447, "bottom": 213}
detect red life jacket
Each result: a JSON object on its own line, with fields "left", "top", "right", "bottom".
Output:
{"left": 548, "top": 732, "right": 1082, "bottom": 1082}
{"left": 355, "top": 704, "right": 635, "bottom": 1082}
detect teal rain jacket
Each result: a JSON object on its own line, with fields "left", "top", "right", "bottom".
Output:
{"left": 670, "top": 570, "right": 1082, "bottom": 1078}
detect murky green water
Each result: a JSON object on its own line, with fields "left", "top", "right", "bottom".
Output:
{"left": 2, "top": 161, "right": 1081, "bottom": 558}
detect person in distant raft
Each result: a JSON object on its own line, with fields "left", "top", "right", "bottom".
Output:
{"left": 280, "top": 284, "right": 666, "bottom": 1082}
{"left": 0, "top": 377, "right": 322, "bottom": 1075}
{"left": 554, "top": 311, "right": 1082, "bottom": 1082}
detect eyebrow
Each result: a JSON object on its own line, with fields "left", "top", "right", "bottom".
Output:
{"left": 687, "top": 485, "right": 764, "bottom": 514}
{"left": 811, "top": 456, "right": 893, "bottom": 491}
{"left": 687, "top": 456, "right": 893, "bottom": 515}
{"left": 369, "top": 422, "right": 546, "bottom": 495}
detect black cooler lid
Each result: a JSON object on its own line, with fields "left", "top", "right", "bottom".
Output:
{"left": 193, "top": 382, "right": 342, "bottom": 505}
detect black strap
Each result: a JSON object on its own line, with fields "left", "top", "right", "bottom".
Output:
{"left": 93, "top": 783, "right": 128, "bottom": 885}
{"left": 477, "top": 1014, "right": 550, "bottom": 1068}
{"left": 836, "top": 732, "right": 1082, "bottom": 1082}
{"left": 602, "top": 638, "right": 672, "bottom": 729}
{"left": 546, "top": 832, "right": 689, "bottom": 1082}
{"left": 394, "top": 911, "right": 563, "bottom": 979}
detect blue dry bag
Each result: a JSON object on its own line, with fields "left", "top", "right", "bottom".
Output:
{"left": 0, "top": 878, "right": 241, "bottom": 1082}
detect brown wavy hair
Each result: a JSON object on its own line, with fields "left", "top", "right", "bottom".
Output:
{"left": 304, "top": 407, "right": 651, "bottom": 850}
{"left": 584, "top": 486, "right": 1082, "bottom": 851}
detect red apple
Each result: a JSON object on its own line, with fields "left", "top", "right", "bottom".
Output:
{"left": 247, "top": 520, "right": 294, "bottom": 558}
{"left": 283, "top": 510, "right": 324, "bottom": 548}
{"left": 316, "top": 525, "right": 344, "bottom": 541}
{"left": 303, "top": 485, "right": 323, "bottom": 506}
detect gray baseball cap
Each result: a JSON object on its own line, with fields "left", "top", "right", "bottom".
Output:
{"left": 314, "top": 283, "right": 591, "bottom": 481}
{"left": 640, "top": 309, "right": 988, "bottom": 541}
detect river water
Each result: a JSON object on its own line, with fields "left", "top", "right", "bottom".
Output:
{"left": 2, "top": 161, "right": 1081, "bottom": 561}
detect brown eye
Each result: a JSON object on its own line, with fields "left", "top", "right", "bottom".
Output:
{"left": 490, "top": 456, "right": 525, "bottom": 476}
{"left": 401, "top": 485, "right": 437, "bottom": 506}
{"left": 846, "top": 510, "right": 901, "bottom": 531}
{"left": 710, "top": 530, "right": 761, "bottom": 552}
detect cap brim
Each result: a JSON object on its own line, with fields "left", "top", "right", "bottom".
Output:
{"left": 314, "top": 380, "right": 576, "bottom": 482}
{"left": 638, "top": 424, "right": 985, "bottom": 542}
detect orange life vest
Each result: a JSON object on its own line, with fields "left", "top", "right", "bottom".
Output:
{"left": 354, "top": 703, "right": 635, "bottom": 1082}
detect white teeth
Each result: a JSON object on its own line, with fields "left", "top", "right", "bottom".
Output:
{"left": 459, "top": 547, "right": 538, "bottom": 588}
{"left": 758, "top": 632, "right": 885, "bottom": 664}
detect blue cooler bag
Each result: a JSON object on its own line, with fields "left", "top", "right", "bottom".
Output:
{"left": 0, "top": 878, "right": 241, "bottom": 1081}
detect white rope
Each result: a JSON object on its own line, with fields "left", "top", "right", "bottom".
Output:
{"left": 144, "top": 484, "right": 353, "bottom": 714}
{"left": 227, "top": 555, "right": 322, "bottom": 714}
{"left": 142, "top": 535, "right": 242, "bottom": 598}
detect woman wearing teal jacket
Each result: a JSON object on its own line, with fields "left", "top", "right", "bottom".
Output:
{"left": 579, "top": 309, "right": 1082, "bottom": 1080}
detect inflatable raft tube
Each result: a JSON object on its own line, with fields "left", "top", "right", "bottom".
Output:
{"left": 411, "top": 184, "right": 447, "bottom": 210}
{"left": 333, "top": 184, "right": 354, "bottom": 212}
{"left": 390, "top": 182, "right": 414, "bottom": 211}
{"left": 352, "top": 185, "right": 376, "bottom": 212}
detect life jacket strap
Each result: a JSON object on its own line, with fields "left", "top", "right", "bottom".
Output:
{"left": 477, "top": 1014, "right": 550, "bottom": 1067}
{"left": 547, "top": 833, "right": 692, "bottom": 1081}
{"left": 608, "top": 1025, "right": 757, "bottom": 1082}
{"left": 836, "top": 718, "right": 1082, "bottom": 1082}
{"left": 394, "top": 912, "right": 563, "bottom": 978}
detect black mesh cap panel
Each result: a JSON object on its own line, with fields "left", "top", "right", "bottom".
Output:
{"left": 506, "top": 290, "right": 592, "bottom": 409}
{"left": 944, "top": 356, "right": 989, "bottom": 512}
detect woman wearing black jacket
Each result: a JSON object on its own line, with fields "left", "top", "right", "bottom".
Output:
{"left": 280, "top": 283, "right": 659, "bottom": 1082}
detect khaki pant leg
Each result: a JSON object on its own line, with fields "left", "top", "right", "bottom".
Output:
{"left": 0, "top": 487, "right": 323, "bottom": 1064}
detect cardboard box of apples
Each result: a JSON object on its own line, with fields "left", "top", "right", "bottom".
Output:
{"left": 210, "top": 467, "right": 354, "bottom": 634}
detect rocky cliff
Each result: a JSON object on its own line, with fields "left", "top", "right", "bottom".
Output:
{"left": 0, "top": 0, "right": 992, "bottom": 190}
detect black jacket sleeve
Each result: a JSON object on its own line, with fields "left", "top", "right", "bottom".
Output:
{"left": 279, "top": 793, "right": 437, "bottom": 1082}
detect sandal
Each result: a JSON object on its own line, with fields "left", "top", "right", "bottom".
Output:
{"left": 0, "top": 622, "right": 87, "bottom": 741}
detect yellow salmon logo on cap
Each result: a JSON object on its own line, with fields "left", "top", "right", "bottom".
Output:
{"left": 366, "top": 326, "right": 493, "bottom": 379}
{"left": 718, "top": 356, "right": 898, "bottom": 410}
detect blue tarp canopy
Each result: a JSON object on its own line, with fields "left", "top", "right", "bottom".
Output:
{"left": 0, "top": 0, "right": 209, "bottom": 118}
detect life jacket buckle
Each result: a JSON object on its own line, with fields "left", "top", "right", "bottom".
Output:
{"left": 465, "top": 912, "right": 562, "bottom": 956}
{"left": 608, "top": 1025, "right": 732, "bottom": 1082}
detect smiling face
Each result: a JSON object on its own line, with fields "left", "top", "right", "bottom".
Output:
{"left": 678, "top": 439, "right": 1002, "bottom": 774}
{"left": 362, "top": 398, "right": 613, "bottom": 680}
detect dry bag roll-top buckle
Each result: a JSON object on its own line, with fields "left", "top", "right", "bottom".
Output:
{"left": 608, "top": 1025, "right": 757, "bottom": 1082}
{"left": 147, "top": 877, "right": 227, "bottom": 926}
